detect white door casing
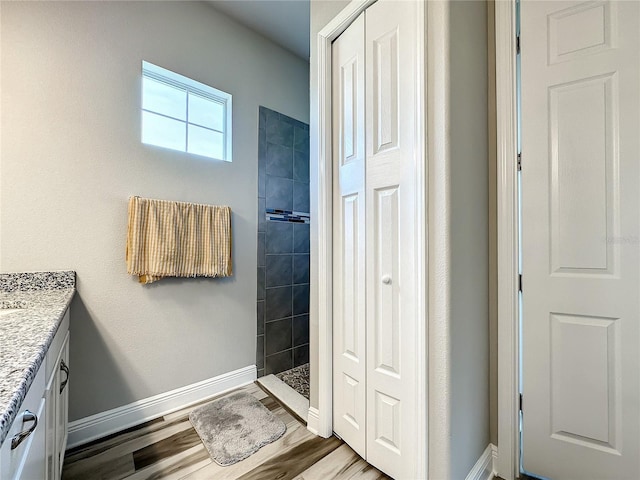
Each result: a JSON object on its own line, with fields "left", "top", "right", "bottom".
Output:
{"left": 364, "top": 0, "right": 419, "bottom": 477}
{"left": 332, "top": 12, "right": 367, "bottom": 458}
{"left": 521, "top": 1, "right": 640, "bottom": 478}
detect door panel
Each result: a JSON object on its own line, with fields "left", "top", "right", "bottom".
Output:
{"left": 373, "top": 186, "right": 400, "bottom": 376}
{"left": 549, "top": 74, "right": 616, "bottom": 274}
{"left": 521, "top": 1, "right": 640, "bottom": 478}
{"left": 332, "top": 12, "right": 367, "bottom": 457}
{"left": 365, "top": 1, "right": 418, "bottom": 477}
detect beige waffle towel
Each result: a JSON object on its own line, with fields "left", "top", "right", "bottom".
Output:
{"left": 126, "top": 197, "right": 232, "bottom": 284}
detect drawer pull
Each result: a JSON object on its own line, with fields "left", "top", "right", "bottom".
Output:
{"left": 60, "top": 359, "right": 69, "bottom": 394}
{"left": 11, "top": 410, "right": 38, "bottom": 450}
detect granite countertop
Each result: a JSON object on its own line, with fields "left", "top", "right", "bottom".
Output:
{"left": 0, "top": 271, "right": 75, "bottom": 447}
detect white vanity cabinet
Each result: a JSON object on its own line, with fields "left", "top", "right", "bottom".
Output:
{"left": 45, "top": 316, "right": 69, "bottom": 480}
{"left": 0, "top": 309, "right": 70, "bottom": 480}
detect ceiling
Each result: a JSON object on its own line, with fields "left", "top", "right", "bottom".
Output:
{"left": 206, "top": 0, "right": 310, "bottom": 60}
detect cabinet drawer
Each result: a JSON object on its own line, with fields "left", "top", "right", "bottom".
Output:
{"left": 45, "top": 310, "right": 69, "bottom": 381}
{"left": 1, "top": 365, "right": 46, "bottom": 480}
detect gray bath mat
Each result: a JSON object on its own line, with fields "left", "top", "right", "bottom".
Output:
{"left": 189, "top": 391, "right": 286, "bottom": 466}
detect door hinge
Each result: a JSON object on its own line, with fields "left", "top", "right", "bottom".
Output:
{"left": 516, "top": 35, "right": 521, "bottom": 54}
{"left": 517, "top": 152, "right": 522, "bottom": 171}
{"left": 518, "top": 273, "right": 523, "bottom": 293}
{"left": 519, "top": 393, "right": 523, "bottom": 411}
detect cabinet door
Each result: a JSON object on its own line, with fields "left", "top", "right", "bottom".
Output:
{"left": 14, "top": 398, "right": 46, "bottom": 480}
{"left": 1, "top": 366, "right": 46, "bottom": 480}
{"left": 56, "top": 334, "right": 70, "bottom": 476}
{"left": 45, "top": 366, "right": 57, "bottom": 480}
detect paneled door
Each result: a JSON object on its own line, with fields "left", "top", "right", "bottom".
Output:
{"left": 332, "top": 11, "right": 367, "bottom": 459}
{"left": 521, "top": 1, "right": 640, "bottom": 478}
{"left": 332, "top": 0, "right": 419, "bottom": 478}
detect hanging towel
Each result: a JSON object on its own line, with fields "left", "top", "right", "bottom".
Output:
{"left": 126, "top": 197, "right": 232, "bottom": 284}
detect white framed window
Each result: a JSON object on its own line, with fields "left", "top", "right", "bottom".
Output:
{"left": 141, "top": 61, "right": 232, "bottom": 162}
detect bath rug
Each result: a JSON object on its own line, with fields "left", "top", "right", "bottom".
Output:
{"left": 189, "top": 391, "right": 286, "bottom": 466}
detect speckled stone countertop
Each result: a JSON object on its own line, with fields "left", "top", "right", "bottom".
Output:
{"left": 0, "top": 271, "right": 75, "bottom": 447}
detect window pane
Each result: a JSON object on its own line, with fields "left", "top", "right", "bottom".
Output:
{"left": 142, "top": 77, "right": 186, "bottom": 120}
{"left": 142, "top": 111, "right": 186, "bottom": 152}
{"left": 188, "top": 93, "right": 224, "bottom": 131}
{"left": 188, "top": 125, "right": 224, "bottom": 159}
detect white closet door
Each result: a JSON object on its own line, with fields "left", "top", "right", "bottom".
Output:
{"left": 521, "top": 1, "right": 640, "bottom": 478}
{"left": 332, "top": 12, "right": 367, "bottom": 458}
{"left": 365, "top": 1, "right": 418, "bottom": 477}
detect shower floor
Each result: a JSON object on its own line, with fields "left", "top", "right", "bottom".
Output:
{"left": 275, "top": 363, "right": 309, "bottom": 400}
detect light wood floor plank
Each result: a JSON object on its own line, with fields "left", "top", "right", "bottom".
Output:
{"left": 293, "top": 443, "right": 363, "bottom": 479}
{"left": 124, "top": 445, "right": 211, "bottom": 480}
{"left": 132, "top": 427, "right": 202, "bottom": 470}
{"left": 237, "top": 434, "right": 342, "bottom": 480}
{"left": 62, "top": 450, "right": 136, "bottom": 480}
{"left": 295, "top": 443, "right": 390, "bottom": 480}
{"left": 63, "top": 419, "right": 194, "bottom": 477}
{"left": 65, "top": 418, "right": 166, "bottom": 464}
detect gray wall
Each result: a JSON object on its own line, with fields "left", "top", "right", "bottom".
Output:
{"left": 450, "top": 1, "right": 490, "bottom": 478}
{"left": 0, "top": 0, "right": 309, "bottom": 421}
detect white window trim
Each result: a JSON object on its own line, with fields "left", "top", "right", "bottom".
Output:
{"left": 142, "top": 61, "right": 232, "bottom": 162}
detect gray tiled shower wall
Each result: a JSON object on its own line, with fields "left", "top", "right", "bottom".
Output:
{"left": 257, "top": 107, "right": 310, "bottom": 377}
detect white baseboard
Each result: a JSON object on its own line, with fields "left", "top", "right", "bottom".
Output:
{"left": 68, "top": 365, "right": 256, "bottom": 449}
{"left": 306, "top": 406, "right": 320, "bottom": 436}
{"left": 465, "top": 443, "right": 498, "bottom": 480}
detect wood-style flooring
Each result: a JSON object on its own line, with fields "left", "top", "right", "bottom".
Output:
{"left": 62, "top": 382, "right": 390, "bottom": 480}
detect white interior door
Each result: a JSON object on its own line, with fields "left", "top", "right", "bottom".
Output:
{"left": 521, "top": 1, "right": 640, "bottom": 478}
{"left": 364, "top": 0, "right": 418, "bottom": 477}
{"left": 332, "top": 12, "right": 367, "bottom": 458}
{"left": 331, "top": 1, "right": 420, "bottom": 478}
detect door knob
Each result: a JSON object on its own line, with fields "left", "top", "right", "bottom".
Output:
{"left": 382, "top": 275, "right": 392, "bottom": 284}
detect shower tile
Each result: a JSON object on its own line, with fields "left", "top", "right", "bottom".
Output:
{"left": 257, "top": 368, "right": 265, "bottom": 378}
{"left": 258, "top": 198, "right": 266, "bottom": 233}
{"left": 265, "top": 108, "right": 281, "bottom": 127}
{"left": 267, "top": 115, "right": 294, "bottom": 147}
{"left": 293, "top": 224, "right": 310, "bottom": 254}
{"left": 294, "top": 126, "right": 310, "bottom": 153}
{"left": 293, "top": 284, "right": 310, "bottom": 316}
{"left": 257, "top": 335, "right": 264, "bottom": 369}
{"left": 257, "top": 301, "right": 265, "bottom": 335}
{"left": 293, "top": 150, "right": 310, "bottom": 183}
{"left": 294, "top": 344, "right": 309, "bottom": 367}
{"left": 293, "top": 181, "right": 310, "bottom": 213}
{"left": 265, "top": 317, "right": 293, "bottom": 355}
{"left": 265, "top": 349, "right": 293, "bottom": 375}
{"left": 293, "top": 254, "right": 310, "bottom": 285}
{"left": 259, "top": 125, "right": 266, "bottom": 162}
{"left": 293, "top": 314, "right": 309, "bottom": 347}
{"left": 265, "top": 285, "right": 292, "bottom": 320}
{"left": 257, "top": 233, "right": 265, "bottom": 267}
{"left": 259, "top": 106, "right": 267, "bottom": 128}
{"left": 266, "top": 143, "right": 293, "bottom": 179}
{"left": 266, "top": 176, "right": 293, "bottom": 211}
{"left": 266, "top": 221, "right": 293, "bottom": 254}
{"left": 266, "top": 254, "right": 292, "bottom": 288}
{"left": 257, "top": 267, "right": 265, "bottom": 301}
{"left": 258, "top": 171, "right": 265, "bottom": 198}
